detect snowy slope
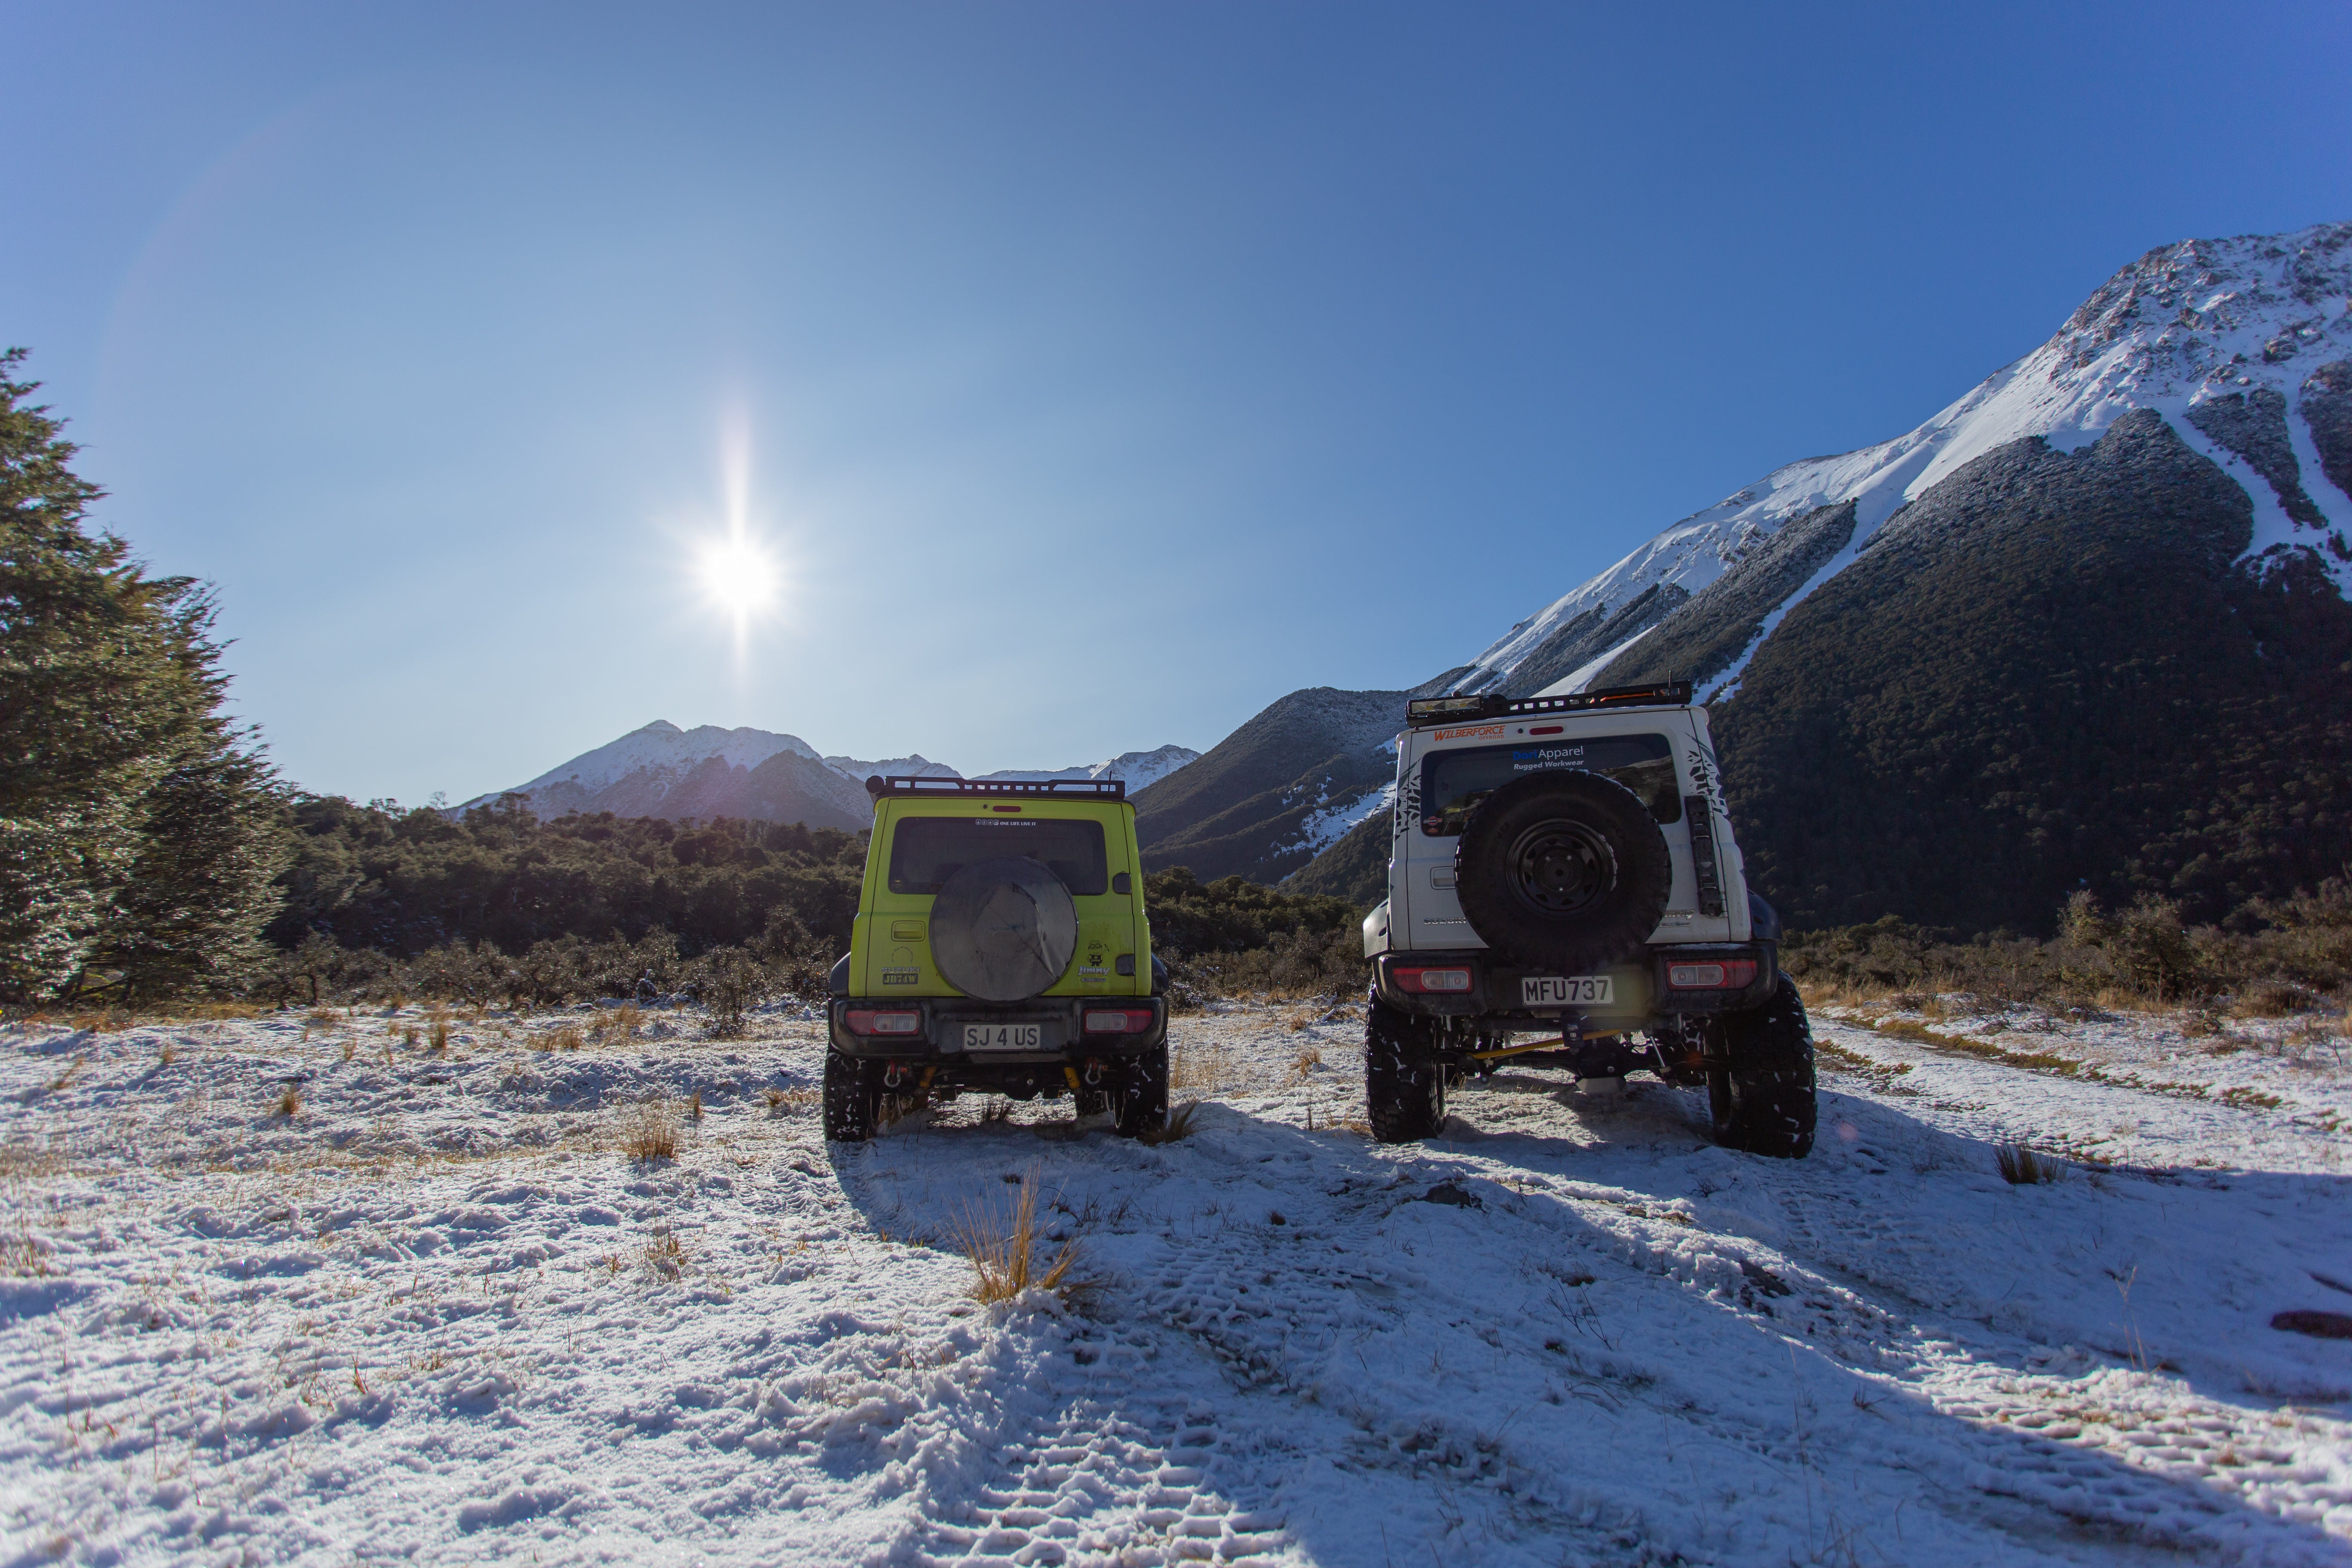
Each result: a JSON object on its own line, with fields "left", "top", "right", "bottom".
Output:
{"left": 1452, "top": 222, "right": 2352, "bottom": 698}
{"left": 5, "top": 999, "right": 2349, "bottom": 1564}
{"left": 462, "top": 720, "right": 822, "bottom": 809}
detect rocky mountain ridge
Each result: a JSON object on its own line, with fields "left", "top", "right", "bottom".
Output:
{"left": 460, "top": 721, "right": 1198, "bottom": 832}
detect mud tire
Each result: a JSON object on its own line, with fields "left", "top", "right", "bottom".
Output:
{"left": 1112, "top": 1041, "right": 1170, "bottom": 1138}
{"left": 1365, "top": 992, "right": 1446, "bottom": 1142}
{"left": 823, "top": 1050, "right": 885, "bottom": 1142}
{"left": 1707, "top": 974, "right": 1816, "bottom": 1158}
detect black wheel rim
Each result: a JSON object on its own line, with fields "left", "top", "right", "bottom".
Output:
{"left": 1503, "top": 819, "right": 1617, "bottom": 916}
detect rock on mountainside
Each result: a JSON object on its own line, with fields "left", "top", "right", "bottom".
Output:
{"left": 462, "top": 723, "right": 1198, "bottom": 830}
{"left": 1282, "top": 221, "right": 2352, "bottom": 931}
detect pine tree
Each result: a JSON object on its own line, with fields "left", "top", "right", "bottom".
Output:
{"left": 0, "top": 349, "right": 288, "bottom": 1001}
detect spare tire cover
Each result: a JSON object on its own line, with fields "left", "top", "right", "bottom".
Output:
{"left": 1453, "top": 770, "right": 1672, "bottom": 974}
{"left": 929, "top": 856, "right": 1080, "bottom": 1002}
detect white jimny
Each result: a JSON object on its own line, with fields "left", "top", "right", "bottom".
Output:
{"left": 1361, "top": 683, "right": 1815, "bottom": 1155}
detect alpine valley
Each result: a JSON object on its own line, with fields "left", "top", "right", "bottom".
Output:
{"left": 466, "top": 223, "right": 2352, "bottom": 938}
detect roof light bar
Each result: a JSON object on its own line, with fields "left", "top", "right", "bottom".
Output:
{"left": 864, "top": 774, "right": 1128, "bottom": 800}
{"left": 1404, "top": 682, "right": 1694, "bottom": 727}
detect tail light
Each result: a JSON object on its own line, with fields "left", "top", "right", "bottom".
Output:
{"left": 1082, "top": 1008, "right": 1156, "bottom": 1034}
{"left": 1394, "top": 967, "right": 1473, "bottom": 993}
{"left": 845, "top": 1009, "right": 922, "bottom": 1035}
{"left": 1666, "top": 960, "right": 1757, "bottom": 990}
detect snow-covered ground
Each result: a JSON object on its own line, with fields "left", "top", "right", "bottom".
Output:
{"left": 3, "top": 998, "right": 2348, "bottom": 1565}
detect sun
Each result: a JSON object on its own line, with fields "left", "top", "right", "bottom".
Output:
{"left": 697, "top": 532, "right": 781, "bottom": 619}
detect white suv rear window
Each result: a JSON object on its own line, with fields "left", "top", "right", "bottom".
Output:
{"left": 1419, "top": 734, "right": 1680, "bottom": 836}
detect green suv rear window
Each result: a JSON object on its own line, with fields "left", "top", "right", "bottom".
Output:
{"left": 888, "top": 816, "right": 1110, "bottom": 895}
{"left": 1421, "top": 734, "right": 1680, "bottom": 836}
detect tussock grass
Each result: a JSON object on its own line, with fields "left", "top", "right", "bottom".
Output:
{"left": 1136, "top": 1100, "right": 1204, "bottom": 1146}
{"left": 594, "top": 1004, "right": 641, "bottom": 1046}
{"left": 1292, "top": 1045, "right": 1323, "bottom": 1080}
{"left": 1861, "top": 1016, "right": 2083, "bottom": 1075}
{"left": 686, "top": 1090, "right": 704, "bottom": 1123}
{"left": 642, "top": 1226, "right": 687, "bottom": 1280}
{"left": 622, "top": 1098, "right": 681, "bottom": 1161}
{"left": 1170, "top": 1038, "right": 1232, "bottom": 1093}
{"left": 1995, "top": 1142, "right": 2064, "bottom": 1185}
{"left": 953, "top": 1170, "right": 1079, "bottom": 1304}
{"left": 276, "top": 1085, "right": 303, "bottom": 1118}
{"left": 66, "top": 1010, "right": 130, "bottom": 1035}
{"left": 536, "top": 1023, "right": 586, "bottom": 1053}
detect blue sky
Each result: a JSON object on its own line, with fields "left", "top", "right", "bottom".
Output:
{"left": 8, "top": 1, "right": 2350, "bottom": 804}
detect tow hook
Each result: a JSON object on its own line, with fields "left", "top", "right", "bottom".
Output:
{"left": 1082, "top": 1058, "right": 1107, "bottom": 1086}
{"left": 882, "top": 1064, "right": 908, "bottom": 1089}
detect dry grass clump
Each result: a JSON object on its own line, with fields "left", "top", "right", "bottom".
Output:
{"left": 1863, "top": 1016, "right": 2082, "bottom": 1075}
{"left": 642, "top": 1225, "right": 688, "bottom": 1280}
{"left": 622, "top": 1097, "right": 681, "bottom": 1161}
{"left": 1170, "top": 1038, "right": 1232, "bottom": 1093}
{"left": 536, "top": 1023, "right": 587, "bottom": 1053}
{"left": 1136, "top": 1100, "right": 1203, "bottom": 1146}
{"left": 686, "top": 1090, "right": 704, "bottom": 1123}
{"left": 0, "top": 1232, "right": 54, "bottom": 1277}
{"left": 953, "top": 1171, "right": 1080, "bottom": 1304}
{"left": 158, "top": 1041, "right": 176, "bottom": 1067}
{"left": 2232, "top": 981, "right": 2319, "bottom": 1019}
{"left": 66, "top": 1010, "right": 131, "bottom": 1035}
{"left": 1292, "top": 1044, "right": 1323, "bottom": 1080}
{"left": 424, "top": 1008, "right": 452, "bottom": 1054}
{"left": 276, "top": 1085, "right": 303, "bottom": 1118}
{"left": 1995, "top": 1142, "right": 2064, "bottom": 1185}
{"left": 593, "top": 1004, "right": 641, "bottom": 1046}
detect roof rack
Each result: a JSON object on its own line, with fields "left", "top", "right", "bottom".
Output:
{"left": 864, "top": 774, "right": 1128, "bottom": 801}
{"left": 1405, "top": 682, "right": 1695, "bottom": 727}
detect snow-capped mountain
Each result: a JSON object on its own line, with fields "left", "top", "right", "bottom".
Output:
{"left": 1280, "top": 222, "right": 2352, "bottom": 928}
{"left": 1451, "top": 222, "right": 2352, "bottom": 701}
{"left": 462, "top": 723, "right": 1199, "bottom": 827}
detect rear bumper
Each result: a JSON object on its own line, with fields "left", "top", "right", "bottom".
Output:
{"left": 1373, "top": 943, "right": 1776, "bottom": 1027}
{"left": 829, "top": 996, "right": 1168, "bottom": 1060}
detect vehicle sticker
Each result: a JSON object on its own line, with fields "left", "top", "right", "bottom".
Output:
{"left": 1685, "top": 745, "right": 1723, "bottom": 809}
{"left": 1433, "top": 723, "right": 1507, "bottom": 742}
{"left": 1393, "top": 770, "right": 1421, "bottom": 841}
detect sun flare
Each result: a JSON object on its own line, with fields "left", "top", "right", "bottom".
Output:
{"left": 698, "top": 533, "right": 781, "bottom": 618}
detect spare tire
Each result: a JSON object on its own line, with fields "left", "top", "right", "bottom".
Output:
{"left": 929, "top": 856, "right": 1080, "bottom": 1001}
{"left": 1453, "top": 771, "right": 1672, "bottom": 974}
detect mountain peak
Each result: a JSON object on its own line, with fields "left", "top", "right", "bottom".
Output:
{"left": 1451, "top": 220, "right": 2352, "bottom": 700}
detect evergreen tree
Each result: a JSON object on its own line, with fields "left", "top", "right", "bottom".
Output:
{"left": 0, "top": 349, "right": 288, "bottom": 1001}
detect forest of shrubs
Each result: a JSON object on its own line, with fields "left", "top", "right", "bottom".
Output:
{"left": 249, "top": 796, "right": 1368, "bottom": 1014}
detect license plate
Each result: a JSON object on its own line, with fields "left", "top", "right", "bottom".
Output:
{"left": 1522, "top": 975, "right": 1612, "bottom": 1007}
{"left": 962, "top": 1023, "right": 1042, "bottom": 1051}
